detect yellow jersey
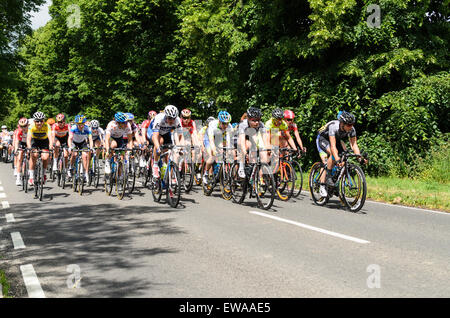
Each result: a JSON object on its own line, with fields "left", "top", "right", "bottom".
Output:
{"left": 28, "top": 122, "right": 50, "bottom": 140}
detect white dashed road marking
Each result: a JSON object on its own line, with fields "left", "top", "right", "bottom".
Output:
{"left": 11, "top": 232, "right": 26, "bottom": 249}
{"left": 20, "top": 264, "right": 46, "bottom": 298}
{"left": 250, "top": 211, "right": 371, "bottom": 244}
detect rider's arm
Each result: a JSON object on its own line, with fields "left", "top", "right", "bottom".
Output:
{"left": 104, "top": 131, "right": 111, "bottom": 152}
{"left": 127, "top": 133, "right": 133, "bottom": 149}
{"left": 284, "top": 131, "right": 297, "bottom": 151}
{"left": 349, "top": 136, "right": 360, "bottom": 155}
{"left": 88, "top": 134, "right": 94, "bottom": 149}
{"left": 68, "top": 131, "right": 74, "bottom": 149}
{"left": 26, "top": 129, "right": 32, "bottom": 149}
{"left": 293, "top": 129, "right": 305, "bottom": 151}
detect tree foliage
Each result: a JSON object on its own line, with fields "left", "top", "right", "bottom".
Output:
{"left": 2, "top": 0, "right": 449, "bottom": 176}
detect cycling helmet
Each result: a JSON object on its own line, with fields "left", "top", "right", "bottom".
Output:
{"left": 272, "top": 108, "right": 284, "bottom": 119}
{"left": 47, "top": 118, "right": 55, "bottom": 126}
{"left": 148, "top": 110, "right": 157, "bottom": 119}
{"left": 91, "top": 120, "right": 100, "bottom": 128}
{"left": 338, "top": 111, "right": 355, "bottom": 125}
{"left": 246, "top": 107, "right": 262, "bottom": 119}
{"left": 74, "top": 115, "right": 87, "bottom": 124}
{"left": 115, "top": 112, "right": 128, "bottom": 123}
{"left": 18, "top": 118, "right": 28, "bottom": 127}
{"left": 125, "top": 113, "right": 135, "bottom": 121}
{"left": 1, "top": 125, "right": 6, "bottom": 129}
{"left": 33, "top": 111, "right": 45, "bottom": 121}
{"left": 284, "top": 110, "right": 295, "bottom": 120}
{"left": 181, "top": 109, "right": 192, "bottom": 117}
{"left": 56, "top": 113, "right": 65, "bottom": 122}
{"left": 218, "top": 111, "right": 232, "bottom": 123}
{"left": 164, "top": 105, "right": 179, "bottom": 119}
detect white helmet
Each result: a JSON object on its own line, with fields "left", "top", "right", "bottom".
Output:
{"left": 91, "top": 120, "right": 100, "bottom": 128}
{"left": 1, "top": 125, "right": 6, "bottom": 129}
{"left": 164, "top": 105, "right": 179, "bottom": 119}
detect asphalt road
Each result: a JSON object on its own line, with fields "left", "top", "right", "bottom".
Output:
{"left": 0, "top": 162, "right": 449, "bottom": 298}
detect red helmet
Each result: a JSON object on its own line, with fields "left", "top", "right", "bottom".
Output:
{"left": 56, "top": 113, "right": 65, "bottom": 122}
{"left": 18, "top": 117, "right": 28, "bottom": 127}
{"left": 148, "top": 110, "right": 157, "bottom": 119}
{"left": 181, "top": 109, "right": 191, "bottom": 117}
{"left": 284, "top": 110, "right": 295, "bottom": 119}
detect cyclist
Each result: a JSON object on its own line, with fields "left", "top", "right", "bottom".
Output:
{"left": 265, "top": 108, "right": 298, "bottom": 153}
{"left": 104, "top": 112, "right": 133, "bottom": 174}
{"left": 141, "top": 110, "right": 157, "bottom": 142}
{"left": 202, "top": 111, "right": 233, "bottom": 184}
{"left": 90, "top": 120, "right": 105, "bottom": 160}
{"left": 0, "top": 125, "right": 10, "bottom": 157}
{"left": 13, "top": 118, "right": 29, "bottom": 185}
{"left": 124, "top": 113, "right": 145, "bottom": 148}
{"left": 52, "top": 113, "right": 70, "bottom": 172}
{"left": 316, "top": 111, "right": 366, "bottom": 197}
{"left": 180, "top": 108, "right": 201, "bottom": 165}
{"left": 68, "top": 115, "right": 94, "bottom": 183}
{"left": 237, "top": 107, "right": 271, "bottom": 178}
{"left": 284, "top": 110, "right": 306, "bottom": 153}
{"left": 147, "top": 105, "right": 184, "bottom": 178}
{"left": 26, "top": 112, "right": 53, "bottom": 186}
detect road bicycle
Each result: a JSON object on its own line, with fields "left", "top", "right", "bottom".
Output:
{"left": 230, "top": 149, "right": 276, "bottom": 210}
{"left": 72, "top": 148, "right": 92, "bottom": 196}
{"left": 104, "top": 147, "right": 130, "bottom": 200}
{"left": 151, "top": 144, "right": 182, "bottom": 208}
{"left": 28, "top": 148, "right": 53, "bottom": 201}
{"left": 309, "top": 150, "right": 368, "bottom": 212}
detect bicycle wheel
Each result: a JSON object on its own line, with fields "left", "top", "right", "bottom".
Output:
{"left": 72, "top": 161, "right": 78, "bottom": 193}
{"left": 94, "top": 156, "right": 100, "bottom": 188}
{"left": 202, "top": 162, "right": 216, "bottom": 196}
{"left": 276, "top": 161, "right": 295, "bottom": 201}
{"left": 127, "top": 159, "right": 136, "bottom": 194}
{"left": 11, "top": 151, "right": 15, "bottom": 170}
{"left": 22, "top": 154, "right": 28, "bottom": 192}
{"left": 78, "top": 159, "right": 84, "bottom": 196}
{"left": 230, "top": 162, "right": 247, "bottom": 204}
{"left": 166, "top": 162, "right": 181, "bottom": 208}
{"left": 182, "top": 160, "right": 195, "bottom": 193}
{"left": 38, "top": 161, "right": 44, "bottom": 201}
{"left": 291, "top": 160, "right": 303, "bottom": 198}
{"left": 254, "top": 163, "right": 276, "bottom": 210}
{"left": 152, "top": 173, "right": 162, "bottom": 202}
{"left": 33, "top": 160, "right": 40, "bottom": 198}
{"left": 309, "top": 162, "right": 329, "bottom": 206}
{"left": 219, "top": 163, "right": 232, "bottom": 200}
{"left": 193, "top": 162, "right": 202, "bottom": 186}
{"left": 340, "top": 164, "right": 367, "bottom": 212}
{"left": 116, "top": 159, "right": 126, "bottom": 200}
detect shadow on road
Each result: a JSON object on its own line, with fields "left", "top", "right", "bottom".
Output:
{"left": 9, "top": 201, "right": 187, "bottom": 297}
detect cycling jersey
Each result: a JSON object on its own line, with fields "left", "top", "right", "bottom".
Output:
{"left": 28, "top": 123, "right": 51, "bottom": 140}
{"left": 238, "top": 119, "right": 267, "bottom": 136}
{"left": 14, "top": 128, "right": 27, "bottom": 143}
{"left": 318, "top": 120, "right": 356, "bottom": 141}
{"left": 123, "top": 122, "right": 138, "bottom": 140}
{"left": 52, "top": 123, "right": 70, "bottom": 138}
{"left": 288, "top": 122, "right": 298, "bottom": 132}
{"left": 206, "top": 120, "right": 232, "bottom": 147}
{"left": 181, "top": 119, "right": 197, "bottom": 135}
{"left": 105, "top": 121, "right": 132, "bottom": 139}
{"left": 70, "top": 124, "right": 92, "bottom": 144}
{"left": 149, "top": 113, "right": 183, "bottom": 136}
{"left": 91, "top": 127, "right": 105, "bottom": 141}
{"left": 141, "top": 119, "right": 151, "bottom": 130}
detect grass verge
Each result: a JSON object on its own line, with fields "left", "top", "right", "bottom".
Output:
{"left": 296, "top": 172, "right": 449, "bottom": 212}
{"left": 0, "top": 269, "right": 11, "bottom": 298}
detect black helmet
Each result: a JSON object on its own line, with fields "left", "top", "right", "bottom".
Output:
{"left": 338, "top": 111, "right": 355, "bottom": 125}
{"left": 272, "top": 108, "right": 284, "bottom": 119}
{"left": 247, "top": 107, "right": 262, "bottom": 119}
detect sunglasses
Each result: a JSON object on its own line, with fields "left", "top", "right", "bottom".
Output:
{"left": 248, "top": 118, "right": 260, "bottom": 122}
{"left": 35, "top": 120, "right": 43, "bottom": 123}
{"left": 182, "top": 117, "right": 190, "bottom": 120}
{"left": 285, "top": 119, "right": 293, "bottom": 122}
